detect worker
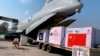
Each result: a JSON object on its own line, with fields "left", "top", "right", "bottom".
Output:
{"left": 13, "top": 38, "right": 19, "bottom": 48}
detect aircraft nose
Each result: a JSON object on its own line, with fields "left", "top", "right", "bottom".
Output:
{"left": 75, "top": 3, "right": 83, "bottom": 13}
{"left": 78, "top": 3, "right": 83, "bottom": 13}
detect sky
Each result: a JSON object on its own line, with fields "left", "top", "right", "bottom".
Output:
{"left": 69, "top": 0, "right": 100, "bottom": 29}
{"left": 0, "top": 0, "right": 100, "bottom": 29}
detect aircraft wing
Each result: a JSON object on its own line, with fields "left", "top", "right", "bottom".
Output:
{"left": 26, "top": 13, "right": 56, "bottom": 34}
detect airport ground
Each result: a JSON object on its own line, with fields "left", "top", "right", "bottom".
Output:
{"left": 0, "top": 35, "right": 71, "bottom": 56}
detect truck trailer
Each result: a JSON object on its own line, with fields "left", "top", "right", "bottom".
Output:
{"left": 36, "top": 26, "right": 100, "bottom": 52}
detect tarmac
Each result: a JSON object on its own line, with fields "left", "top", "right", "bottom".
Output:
{"left": 0, "top": 35, "right": 71, "bottom": 56}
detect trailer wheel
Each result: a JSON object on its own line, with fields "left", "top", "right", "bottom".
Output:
{"left": 47, "top": 45, "right": 53, "bottom": 53}
{"left": 42, "top": 44, "right": 47, "bottom": 51}
{"left": 38, "top": 43, "right": 42, "bottom": 49}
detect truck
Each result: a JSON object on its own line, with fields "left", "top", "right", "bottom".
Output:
{"left": 36, "top": 26, "right": 100, "bottom": 53}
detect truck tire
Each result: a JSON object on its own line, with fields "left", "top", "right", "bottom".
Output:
{"left": 42, "top": 44, "right": 47, "bottom": 51}
{"left": 47, "top": 45, "right": 53, "bottom": 53}
{"left": 38, "top": 43, "right": 42, "bottom": 49}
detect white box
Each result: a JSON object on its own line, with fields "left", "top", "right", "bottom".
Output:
{"left": 37, "top": 29, "right": 49, "bottom": 42}
{"left": 49, "top": 26, "right": 65, "bottom": 46}
{"left": 20, "top": 35, "right": 28, "bottom": 45}
{"left": 65, "top": 27, "right": 100, "bottom": 48}
{"left": 72, "top": 46, "right": 100, "bottom": 56}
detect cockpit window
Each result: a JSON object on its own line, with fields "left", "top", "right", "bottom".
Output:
{"left": 47, "top": 0, "right": 53, "bottom": 3}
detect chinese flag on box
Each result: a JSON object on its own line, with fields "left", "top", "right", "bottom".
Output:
{"left": 68, "top": 34, "right": 86, "bottom": 47}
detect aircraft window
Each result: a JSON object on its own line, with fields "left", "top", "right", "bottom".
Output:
{"left": 47, "top": 0, "right": 53, "bottom": 3}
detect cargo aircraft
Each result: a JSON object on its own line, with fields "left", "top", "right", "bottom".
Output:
{"left": 0, "top": 0, "right": 83, "bottom": 39}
